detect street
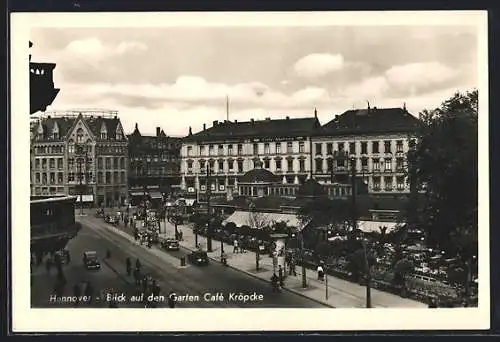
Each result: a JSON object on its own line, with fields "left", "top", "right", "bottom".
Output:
{"left": 31, "top": 214, "right": 325, "bottom": 308}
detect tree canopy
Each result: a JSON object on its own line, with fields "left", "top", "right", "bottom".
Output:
{"left": 411, "top": 89, "right": 478, "bottom": 260}
{"left": 297, "top": 197, "right": 351, "bottom": 231}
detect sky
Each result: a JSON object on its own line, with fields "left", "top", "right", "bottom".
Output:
{"left": 30, "top": 25, "right": 479, "bottom": 137}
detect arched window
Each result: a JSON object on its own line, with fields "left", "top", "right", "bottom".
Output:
{"left": 76, "top": 128, "right": 84, "bottom": 144}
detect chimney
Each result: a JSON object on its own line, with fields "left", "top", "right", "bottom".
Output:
{"left": 156, "top": 127, "right": 161, "bottom": 137}
{"left": 234, "top": 120, "right": 237, "bottom": 123}
{"left": 135, "top": 123, "right": 138, "bottom": 130}
{"left": 403, "top": 102, "right": 407, "bottom": 111}
{"left": 189, "top": 126, "right": 192, "bottom": 135}
{"left": 314, "top": 107, "right": 318, "bottom": 118}
{"left": 251, "top": 118, "right": 255, "bottom": 124}
{"left": 265, "top": 117, "right": 270, "bottom": 121}
{"left": 203, "top": 123, "right": 206, "bottom": 130}
{"left": 213, "top": 120, "right": 218, "bottom": 127}
{"left": 335, "top": 115, "right": 339, "bottom": 121}
{"left": 47, "top": 115, "right": 51, "bottom": 119}
{"left": 286, "top": 116, "right": 290, "bottom": 120}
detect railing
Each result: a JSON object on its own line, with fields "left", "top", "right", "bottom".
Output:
{"left": 41, "top": 109, "right": 119, "bottom": 118}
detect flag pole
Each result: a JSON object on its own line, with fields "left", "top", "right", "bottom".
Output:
{"left": 226, "top": 95, "right": 229, "bottom": 122}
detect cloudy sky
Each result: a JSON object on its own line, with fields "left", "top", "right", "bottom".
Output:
{"left": 30, "top": 25, "right": 478, "bottom": 137}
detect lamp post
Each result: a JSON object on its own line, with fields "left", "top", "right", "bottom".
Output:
{"left": 206, "top": 164, "right": 213, "bottom": 252}
{"left": 350, "top": 155, "right": 357, "bottom": 231}
{"left": 300, "top": 231, "right": 307, "bottom": 288}
{"left": 362, "top": 239, "right": 372, "bottom": 308}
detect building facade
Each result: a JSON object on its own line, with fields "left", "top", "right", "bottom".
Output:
{"left": 127, "top": 124, "right": 182, "bottom": 196}
{"left": 30, "top": 110, "right": 129, "bottom": 207}
{"left": 312, "top": 106, "right": 420, "bottom": 194}
{"left": 180, "top": 113, "right": 322, "bottom": 200}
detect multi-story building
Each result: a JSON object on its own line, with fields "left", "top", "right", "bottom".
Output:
{"left": 127, "top": 124, "right": 182, "bottom": 204}
{"left": 312, "top": 106, "right": 420, "bottom": 194}
{"left": 30, "top": 110, "right": 129, "bottom": 207}
{"left": 180, "top": 112, "right": 321, "bottom": 200}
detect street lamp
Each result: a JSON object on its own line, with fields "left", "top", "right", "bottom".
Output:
{"left": 206, "top": 163, "right": 213, "bottom": 252}
{"left": 349, "top": 155, "right": 357, "bottom": 232}
{"left": 362, "top": 238, "right": 372, "bottom": 308}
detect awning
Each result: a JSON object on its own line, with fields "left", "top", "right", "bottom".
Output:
{"left": 357, "top": 221, "right": 399, "bottom": 233}
{"left": 75, "top": 194, "right": 94, "bottom": 203}
{"left": 130, "top": 192, "right": 146, "bottom": 196}
{"left": 223, "top": 210, "right": 302, "bottom": 230}
{"left": 150, "top": 192, "right": 163, "bottom": 199}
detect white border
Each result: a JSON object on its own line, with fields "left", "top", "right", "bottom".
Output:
{"left": 11, "top": 11, "right": 489, "bottom": 332}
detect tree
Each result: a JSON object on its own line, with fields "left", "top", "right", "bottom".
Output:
{"left": 297, "top": 198, "right": 351, "bottom": 233}
{"left": 411, "top": 89, "right": 478, "bottom": 260}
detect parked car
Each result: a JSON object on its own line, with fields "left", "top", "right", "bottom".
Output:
{"left": 187, "top": 250, "right": 209, "bottom": 266}
{"left": 161, "top": 238, "right": 180, "bottom": 251}
{"left": 53, "top": 249, "right": 70, "bottom": 264}
{"left": 82, "top": 251, "right": 101, "bottom": 270}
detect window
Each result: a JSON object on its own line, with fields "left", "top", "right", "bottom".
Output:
{"left": 42, "top": 159, "right": 47, "bottom": 169}
{"left": 338, "top": 142, "right": 345, "bottom": 152}
{"left": 209, "top": 145, "right": 214, "bottom": 156}
{"left": 316, "top": 144, "right": 322, "bottom": 155}
{"left": 361, "top": 157, "right": 368, "bottom": 171}
{"left": 76, "top": 128, "right": 84, "bottom": 144}
{"left": 68, "top": 158, "right": 74, "bottom": 169}
{"left": 49, "top": 158, "right": 55, "bottom": 169}
{"left": 50, "top": 172, "right": 55, "bottom": 184}
{"left": 120, "top": 157, "right": 125, "bottom": 169}
{"left": 384, "top": 176, "right": 393, "bottom": 191}
{"left": 121, "top": 172, "right": 125, "bottom": 184}
{"left": 264, "top": 160, "right": 270, "bottom": 169}
{"left": 337, "top": 158, "right": 345, "bottom": 168}
{"left": 200, "top": 145, "right": 206, "bottom": 156}
{"left": 396, "top": 140, "right": 404, "bottom": 152}
{"left": 237, "top": 144, "right": 243, "bottom": 155}
{"left": 299, "top": 160, "right": 305, "bottom": 172}
{"left": 68, "top": 172, "right": 75, "bottom": 182}
{"left": 218, "top": 145, "right": 224, "bottom": 155}
{"left": 276, "top": 143, "right": 281, "bottom": 154}
{"left": 187, "top": 161, "right": 193, "bottom": 170}
{"left": 57, "top": 172, "right": 63, "bottom": 184}
{"left": 228, "top": 145, "right": 233, "bottom": 155}
{"left": 53, "top": 132, "right": 59, "bottom": 139}
{"left": 384, "top": 140, "right": 392, "bottom": 153}
{"left": 276, "top": 160, "right": 282, "bottom": 170}
{"left": 315, "top": 159, "right": 323, "bottom": 172}
{"left": 287, "top": 159, "right": 293, "bottom": 171}
{"left": 373, "top": 158, "right": 380, "bottom": 171}
{"left": 218, "top": 160, "right": 224, "bottom": 171}
{"left": 264, "top": 143, "right": 270, "bottom": 154}
{"left": 397, "top": 176, "right": 405, "bottom": 190}
{"left": 385, "top": 158, "right": 392, "bottom": 171}
{"left": 409, "top": 139, "right": 417, "bottom": 149}
{"left": 57, "top": 158, "right": 63, "bottom": 170}
{"left": 228, "top": 160, "right": 234, "bottom": 170}
{"left": 35, "top": 159, "right": 40, "bottom": 169}
{"left": 97, "top": 158, "right": 103, "bottom": 169}
{"left": 349, "top": 142, "right": 356, "bottom": 155}
{"left": 98, "top": 172, "right": 103, "bottom": 183}
{"left": 253, "top": 143, "right": 259, "bottom": 155}
{"left": 373, "top": 176, "right": 381, "bottom": 190}
{"left": 68, "top": 144, "right": 74, "bottom": 154}
{"left": 209, "top": 160, "right": 215, "bottom": 171}
{"left": 327, "top": 159, "right": 334, "bottom": 172}
{"left": 114, "top": 157, "right": 119, "bottom": 169}
{"left": 287, "top": 142, "right": 293, "bottom": 153}
{"left": 101, "top": 132, "right": 107, "bottom": 139}
{"left": 105, "top": 172, "right": 111, "bottom": 184}
{"left": 327, "top": 143, "right": 333, "bottom": 155}
{"left": 200, "top": 160, "right": 206, "bottom": 171}
{"left": 299, "top": 142, "right": 305, "bottom": 153}
{"left": 361, "top": 142, "right": 368, "bottom": 154}
{"left": 113, "top": 172, "right": 119, "bottom": 183}
{"left": 35, "top": 173, "right": 40, "bottom": 184}
{"left": 187, "top": 146, "right": 193, "bottom": 157}
{"left": 237, "top": 161, "right": 243, "bottom": 172}
{"left": 396, "top": 158, "right": 404, "bottom": 171}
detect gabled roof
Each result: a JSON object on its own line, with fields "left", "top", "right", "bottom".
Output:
{"left": 184, "top": 116, "right": 321, "bottom": 142}
{"left": 239, "top": 168, "right": 281, "bottom": 184}
{"left": 320, "top": 107, "right": 421, "bottom": 136}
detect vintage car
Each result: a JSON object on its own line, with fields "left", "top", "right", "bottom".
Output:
{"left": 187, "top": 250, "right": 209, "bottom": 266}
{"left": 53, "top": 249, "right": 70, "bottom": 264}
{"left": 160, "top": 237, "right": 180, "bottom": 251}
{"left": 82, "top": 251, "right": 101, "bottom": 270}
{"left": 95, "top": 208, "right": 105, "bottom": 218}
{"left": 105, "top": 215, "right": 119, "bottom": 225}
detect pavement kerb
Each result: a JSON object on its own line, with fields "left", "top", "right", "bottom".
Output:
{"left": 178, "top": 242, "right": 334, "bottom": 308}
{"left": 101, "top": 257, "right": 132, "bottom": 286}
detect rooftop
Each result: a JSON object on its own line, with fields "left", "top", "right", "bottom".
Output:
{"left": 320, "top": 107, "right": 421, "bottom": 136}
{"left": 184, "top": 115, "right": 321, "bottom": 142}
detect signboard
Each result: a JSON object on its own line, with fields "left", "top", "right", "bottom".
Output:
{"left": 75, "top": 194, "right": 94, "bottom": 202}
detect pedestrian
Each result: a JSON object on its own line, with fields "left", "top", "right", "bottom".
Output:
{"left": 65, "top": 250, "right": 71, "bottom": 264}
{"left": 126, "top": 257, "right": 132, "bottom": 276}
{"left": 136, "top": 258, "right": 142, "bottom": 270}
{"left": 133, "top": 268, "right": 141, "bottom": 286}
{"left": 289, "top": 257, "right": 297, "bottom": 276}
{"left": 317, "top": 264, "right": 324, "bottom": 281}
{"left": 271, "top": 273, "right": 279, "bottom": 292}
{"left": 168, "top": 291, "right": 176, "bottom": 308}
{"left": 179, "top": 229, "right": 183, "bottom": 241}
{"left": 45, "top": 258, "right": 52, "bottom": 274}
{"left": 233, "top": 239, "right": 239, "bottom": 253}
{"left": 278, "top": 265, "right": 284, "bottom": 287}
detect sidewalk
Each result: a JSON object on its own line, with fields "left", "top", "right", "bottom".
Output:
{"left": 158, "top": 220, "right": 427, "bottom": 308}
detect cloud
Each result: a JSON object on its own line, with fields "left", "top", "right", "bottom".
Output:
{"left": 293, "top": 53, "right": 344, "bottom": 78}
{"left": 63, "top": 38, "right": 148, "bottom": 62}
{"left": 385, "top": 62, "right": 460, "bottom": 92}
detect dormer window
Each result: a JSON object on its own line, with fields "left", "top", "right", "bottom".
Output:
{"left": 53, "top": 132, "right": 59, "bottom": 139}
{"left": 100, "top": 122, "right": 108, "bottom": 140}
{"left": 115, "top": 123, "right": 123, "bottom": 140}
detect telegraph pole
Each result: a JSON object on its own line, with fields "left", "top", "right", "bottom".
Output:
{"left": 206, "top": 163, "right": 213, "bottom": 252}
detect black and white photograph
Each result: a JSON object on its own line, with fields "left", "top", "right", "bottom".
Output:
{"left": 11, "top": 11, "right": 488, "bottom": 332}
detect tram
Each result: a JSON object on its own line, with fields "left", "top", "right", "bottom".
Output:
{"left": 30, "top": 195, "right": 81, "bottom": 256}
